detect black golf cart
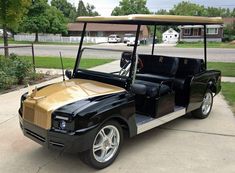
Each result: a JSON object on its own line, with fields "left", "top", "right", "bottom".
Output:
{"left": 19, "top": 14, "right": 223, "bottom": 169}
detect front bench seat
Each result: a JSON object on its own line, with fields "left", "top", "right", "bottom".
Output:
{"left": 136, "top": 55, "right": 179, "bottom": 84}
{"left": 135, "top": 80, "right": 170, "bottom": 97}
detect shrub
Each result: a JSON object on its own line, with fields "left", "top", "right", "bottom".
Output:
{"left": 0, "top": 54, "right": 34, "bottom": 90}
{"left": 0, "top": 71, "right": 17, "bottom": 90}
{"left": 11, "top": 56, "right": 32, "bottom": 84}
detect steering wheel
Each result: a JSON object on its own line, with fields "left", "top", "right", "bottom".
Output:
{"left": 119, "top": 61, "right": 131, "bottom": 76}
{"left": 118, "top": 57, "right": 144, "bottom": 76}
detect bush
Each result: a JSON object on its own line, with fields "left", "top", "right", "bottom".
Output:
{"left": 0, "top": 71, "right": 17, "bottom": 89}
{"left": 0, "top": 54, "right": 34, "bottom": 90}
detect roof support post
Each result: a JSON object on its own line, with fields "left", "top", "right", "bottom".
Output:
{"left": 152, "top": 25, "right": 157, "bottom": 55}
{"left": 73, "top": 22, "right": 87, "bottom": 76}
{"left": 203, "top": 25, "right": 207, "bottom": 69}
{"left": 129, "top": 24, "right": 141, "bottom": 84}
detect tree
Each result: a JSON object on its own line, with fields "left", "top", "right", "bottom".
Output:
{"left": 111, "top": 0, "right": 150, "bottom": 16}
{"left": 20, "top": 0, "right": 67, "bottom": 42}
{"left": 86, "top": 3, "right": 99, "bottom": 16}
{"left": 0, "top": 0, "right": 30, "bottom": 57}
{"left": 169, "top": 1, "right": 206, "bottom": 16}
{"left": 206, "top": 7, "right": 231, "bottom": 17}
{"left": 77, "top": 0, "right": 99, "bottom": 17}
{"left": 20, "top": 0, "right": 49, "bottom": 42}
{"left": 232, "top": 8, "right": 235, "bottom": 17}
{"left": 77, "top": 0, "right": 88, "bottom": 16}
{"left": 51, "top": 0, "right": 77, "bottom": 22}
{"left": 155, "top": 9, "right": 169, "bottom": 15}
{"left": 45, "top": 6, "right": 67, "bottom": 34}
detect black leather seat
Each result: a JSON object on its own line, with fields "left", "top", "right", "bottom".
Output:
{"left": 174, "top": 58, "right": 204, "bottom": 90}
{"left": 135, "top": 80, "right": 170, "bottom": 97}
{"left": 174, "top": 58, "right": 204, "bottom": 106}
{"left": 136, "top": 55, "right": 179, "bottom": 84}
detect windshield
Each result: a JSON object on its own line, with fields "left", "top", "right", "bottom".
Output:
{"left": 78, "top": 48, "right": 133, "bottom": 79}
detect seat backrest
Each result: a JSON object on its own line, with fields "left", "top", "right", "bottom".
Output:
{"left": 139, "top": 54, "right": 179, "bottom": 77}
{"left": 176, "top": 58, "right": 204, "bottom": 78}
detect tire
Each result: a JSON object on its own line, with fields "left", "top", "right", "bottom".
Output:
{"left": 191, "top": 90, "right": 213, "bottom": 119}
{"left": 80, "top": 121, "right": 123, "bottom": 169}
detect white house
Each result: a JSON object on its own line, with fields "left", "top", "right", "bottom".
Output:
{"left": 162, "top": 28, "right": 179, "bottom": 44}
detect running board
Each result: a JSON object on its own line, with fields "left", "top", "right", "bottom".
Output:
{"left": 136, "top": 107, "right": 186, "bottom": 134}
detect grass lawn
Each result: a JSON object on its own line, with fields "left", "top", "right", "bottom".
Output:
{"left": 222, "top": 82, "right": 235, "bottom": 113}
{"left": 208, "top": 62, "right": 235, "bottom": 77}
{"left": 0, "top": 38, "right": 95, "bottom": 46}
{"left": 19, "top": 56, "right": 113, "bottom": 69}
{"left": 176, "top": 42, "right": 235, "bottom": 49}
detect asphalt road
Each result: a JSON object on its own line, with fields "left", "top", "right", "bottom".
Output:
{"left": 0, "top": 62, "right": 235, "bottom": 173}
{"left": 0, "top": 43, "right": 235, "bottom": 62}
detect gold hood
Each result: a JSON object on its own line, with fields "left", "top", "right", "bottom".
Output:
{"left": 23, "top": 79, "right": 125, "bottom": 129}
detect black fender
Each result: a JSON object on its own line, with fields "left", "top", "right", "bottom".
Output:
{"left": 53, "top": 92, "right": 137, "bottom": 138}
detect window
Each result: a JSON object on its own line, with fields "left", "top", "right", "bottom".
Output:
{"left": 207, "top": 28, "right": 218, "bottom": 35}
{"left": 97, "top": 31, "right": 104, "bottom": 37}
{"left": 192, "top": 29, "right": 200, "bottom": 36}
{"left": 183, "top": 29, "right": 191, "bottom": 35}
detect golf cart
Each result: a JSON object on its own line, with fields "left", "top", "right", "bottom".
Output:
{"left": 19, "top": 14, "right": 223, "bottom": 169}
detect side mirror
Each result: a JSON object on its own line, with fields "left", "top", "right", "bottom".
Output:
{"left": 65, "top": 70, "right": 72, "bottom": 79}
{"left": 131, "top": 83, "right": 146, "bottom": 95}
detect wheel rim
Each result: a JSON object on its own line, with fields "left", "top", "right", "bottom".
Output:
{"left": 202, "top": 92, "right": 212, "bottom": 115}
{"left": 93, "top": 125, "right": 120, "bottom": 163}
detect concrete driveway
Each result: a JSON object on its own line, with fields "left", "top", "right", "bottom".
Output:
{"left": 0, "top": 66, "right": 235, "bottom": 172}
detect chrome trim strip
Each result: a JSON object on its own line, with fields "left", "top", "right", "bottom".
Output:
{"left": 55, "top": 116, "right": 69, "bottom": 121}
{"left": 137, "top": 108, "right": 186, "bottom": 134}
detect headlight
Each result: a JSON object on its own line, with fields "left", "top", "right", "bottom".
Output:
{"left": 52, "top": 112, "right": 74, "bottom": 132}
{"left": 60, "top": 120, "right": 67, "bottom": 130}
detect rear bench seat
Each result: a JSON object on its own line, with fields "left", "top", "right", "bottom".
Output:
{"left": 174, "top": 58, "right": 204, "bottom": 105}
{"left": 135, "top": 54, "right": 204, "bottom": 105}
{"left": 174, "top": 58, "right": 204, "bottom": 90}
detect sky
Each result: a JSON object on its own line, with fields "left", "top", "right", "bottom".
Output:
{"left": 66, "top": 0, "right": 235, "bottom": 16}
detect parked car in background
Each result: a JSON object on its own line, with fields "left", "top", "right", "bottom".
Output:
{"left": 108, "top": 34, "right": 122, "bottom": 43}
{"left": 123, "top": 33, "right": 135, "bottom": 43}
{"left": 127, "top": 37, "right": 140, "bottom": 46}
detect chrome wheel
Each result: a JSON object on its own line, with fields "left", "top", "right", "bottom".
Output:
{"left": 93, "top": 125, "right": 120, "bottom": 163}
{"left": 202, "top": 92, "right": 212, "bottom": 115}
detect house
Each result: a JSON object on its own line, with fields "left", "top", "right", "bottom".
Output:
{"left": 67, "top": 23, "right": 149, "bottom": 40}
{"left": 162, "top": 28, "right": 179, "bottom": 44}
{"left": 178, "top": 25, "right": 223, "bottom": 42}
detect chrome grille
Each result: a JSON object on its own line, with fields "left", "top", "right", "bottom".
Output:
{"left": 23, "top": 105, "right": 34, "bottom": 123}
{"left": 23, "top": 103, "right": 51, "bottom": 129}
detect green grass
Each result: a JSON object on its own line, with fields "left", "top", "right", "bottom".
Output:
{"left": 19, "top": 56, "right": 113, "bottom": 69}
{"left": 208, "top": 62, "right": 235, "bottom": 77}
{"left": 222, "top": 82, "right": 235, "bottom": 113}
{"left": 0, "top": 38, "right": 95, "bottom": 46}
{"left": 176, "top": 42, "right": 235, "bottom": 48}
